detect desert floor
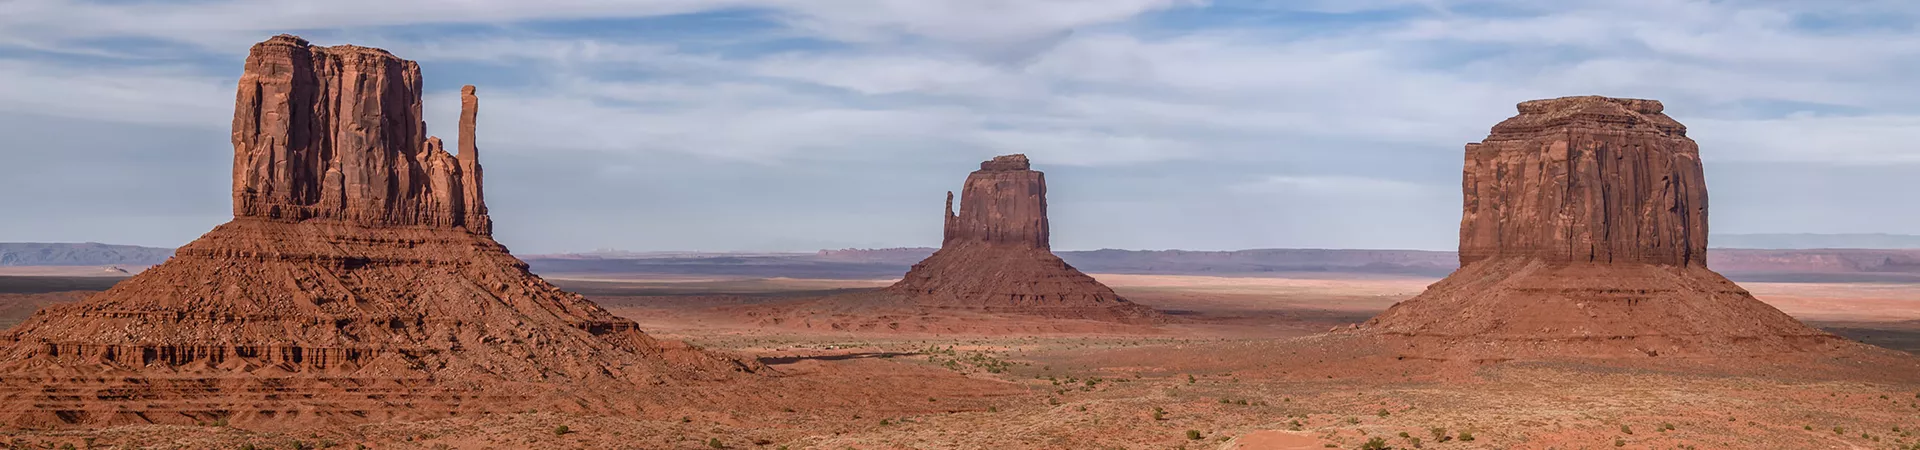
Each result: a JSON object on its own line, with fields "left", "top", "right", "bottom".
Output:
{"left": 3, "top": 273, "right": 1919, "bottom": 449}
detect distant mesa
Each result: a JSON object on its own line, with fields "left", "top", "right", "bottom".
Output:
{"left": 0, "top": 34, "right": 752, "bottom": 428}
{"left": 1361, "top": 95, "right": 1850, "bottom": 359}
{"left": 736, "top": 154, "right": 1162, "bottom": 332}
{"left": 886, "top": 154, "right": 1162, "bottom": 322}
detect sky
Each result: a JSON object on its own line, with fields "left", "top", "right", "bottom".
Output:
{"left": 2, "top": 0, "right": 1919, "bottom": 253}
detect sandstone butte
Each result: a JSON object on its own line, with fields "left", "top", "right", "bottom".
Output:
{"left": 1361, "top": 96, "right": 1851, "bottom": 359}
{"left": 884, "top": 154, "right": 1162, "bottom": 322}
{"left": 0, "top": 35, "right": 752, "bottom": 428}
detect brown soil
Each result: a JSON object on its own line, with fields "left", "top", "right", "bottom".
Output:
{"left": 1364, "top": 259, "right": 1856, "bottom": 360}
{"left": 0, "top": 273, "right": 1916, "bottom": 448}
{"left": 0, "top": 219, "right": 756, "bottom": 429}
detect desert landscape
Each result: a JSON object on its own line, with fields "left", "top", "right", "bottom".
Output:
{"left": 0, "top": 35, "right": 1916, "bottom": 450}
{"left": 3, "top": 268, "right": 1920, "bottom": 449}
{"left": 7, "top": 2, "right": 1920, "bottom": 448}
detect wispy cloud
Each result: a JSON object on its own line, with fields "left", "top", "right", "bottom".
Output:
{"left": 5, "top": 0, "right": 1920, "bottom": 251}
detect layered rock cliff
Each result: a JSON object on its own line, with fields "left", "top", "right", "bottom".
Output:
{"left": 1364, "top": 96, "right": 1839, "bottom": 359}
{"left": 1458, "top": 96, "right": 1706, "bottom": 266}
{"left": 942, "top": 154, "right": 1049, "bottom": 249}
{"left": 231, "top": 34, "right": 488, "bottom": 232}
{"left": 0, "top": 35, "right": 749, "bottom": 429}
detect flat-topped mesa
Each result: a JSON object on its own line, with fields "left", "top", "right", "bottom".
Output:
{"left": 232, "top": 34, "right": 488, "bottom": 233}
{"left": 1362, "top": 96, "right": 1842, "bottom": 359}
{"left": 942, "top": 154, "right": 1050, "bottom": 249}
{"left": 1459, "top": 95, "right": 1707, "bottom": 267}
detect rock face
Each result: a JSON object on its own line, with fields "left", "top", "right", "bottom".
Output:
{"left": 887, "top": 155, "right": 1160, "bottom": 322}
{"left": 1457, "top": 96, "right": 1705, "bottom": 266}
{"left": 1364, "top": 96, "right": 1840, "bottom": 358}
{"left": 232, "top": 34, "right": 489, "bottom": 233}
{"left": 0, "top": 35, "right": 750, "bottom": 429}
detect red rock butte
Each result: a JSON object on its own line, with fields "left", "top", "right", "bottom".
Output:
{"left": 0, "top": 35, "right": 750, "bottom": 429}
{"left": 1363, "top": 96, "right": 1845, "bottom": 359}
{"left": 885, "top": 154, "right": 1162, "bottom": 322}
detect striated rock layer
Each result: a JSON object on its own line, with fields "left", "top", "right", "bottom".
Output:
{"left": 0, "top": 35, "right": 750, "bottom": 429}
{"left": 1364, "top": 96, "right": 1843, "bottom": 359}
{"left": 886, "top": 155, "right": 1160, "bottom": 322}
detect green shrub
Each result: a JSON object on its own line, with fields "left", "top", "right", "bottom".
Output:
{"left": 1359, "top": 437, "right": 1390, "bottom": 450}
{"left": 707, "top": 437, "right": 724, "bottom": 448}
{"left": 1456, "top": 430, "right": 1475, "bottom": 442}
{"left": 553, "top": 425, "right": 570, "bottom": 436}
{"left": 1186, "top": 430, "right": 1202, "bottom": 440}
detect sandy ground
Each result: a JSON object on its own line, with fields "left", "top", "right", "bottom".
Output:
{"left": 1, "top": 273, "right": 1918, "bottom": 449}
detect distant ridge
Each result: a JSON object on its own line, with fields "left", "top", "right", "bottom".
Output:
{"left": 0, "top": 243, "right": 173, "bottom": 266}
{"left": 1713, "top": 233, "right": 1920, "bottom": 250}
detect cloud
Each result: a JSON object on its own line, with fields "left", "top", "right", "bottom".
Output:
{"left": 6, "top": 0, "right": 1920, "bottom": 251}
{"left": 1231, "top": 175, "right": 1436, "bottom": 197}
{"left": 0, "top": 60, "right": 230, "bottom": 128}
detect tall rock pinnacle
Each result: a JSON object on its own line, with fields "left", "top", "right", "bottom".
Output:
{"left": 1362, "top": 96, "right": 1837, "bottom": 359}
{"left": 1458, "top": 96, "right": 1706, "bottom": 266}
{"left": 458, "top": 84, "right": 490, "bottom": 234}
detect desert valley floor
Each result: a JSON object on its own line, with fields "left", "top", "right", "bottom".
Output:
{"left": 1, "top": 271, "right": 1917, "bottom": 450}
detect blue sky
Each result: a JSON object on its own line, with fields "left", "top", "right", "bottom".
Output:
{"left": 3, "top": 0, "right": 1920, "bottom": 253}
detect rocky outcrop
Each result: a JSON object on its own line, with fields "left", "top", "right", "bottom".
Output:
{"left": 1364, "top": 96, "right": 1841, "bottom": 359}
{"left": 888, "top": 154, "right": 1160, "bottom": 323}
{"left": 0, "top": 35, "right": 750, "bottom": 429}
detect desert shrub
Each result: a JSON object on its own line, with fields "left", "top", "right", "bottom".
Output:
{"left": 1620, "top": 424, "right": 1632, "bottom": 434}
{"left": 1186, "top": 430, "right": 1202, "bottom": 440}
{"left": 1153, "top": 407, "right": 1167, "bottom": 421}
{"left": 1429, "top": 427, "right": 1447, "bottom": 441}
{"left": 1614, "top": 438, "right": 1625, "bottom": 447}
{"left": 1377, "top": 409, "right": 1391, "bottom": 418}
{"left": 1456, "top": 430, "right": 1475, "bottom": 442}
{"left": 553, "top": 425, "right": 570, "bottom": 436}
{"left": 707, "top": 438, "right": 725, "bottom": 448}
{"left": 1359, "top": 437, "right": 1390, "bottom": 450}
